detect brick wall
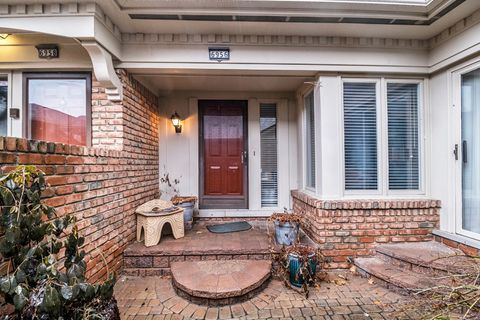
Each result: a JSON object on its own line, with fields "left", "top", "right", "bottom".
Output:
{"left": 292, "top": 190, "right": 441, "bottom": 268}
{"left": 0, "top": 70, "right": 160, "bottom": 282}
{"left": 434, "top": 235, "right": 480, "bottom": 257}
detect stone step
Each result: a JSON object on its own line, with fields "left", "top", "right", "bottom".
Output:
{"left": 354, "top": 256, "right": 442, "bottom": 293}
{"left": 171, "top": 259, "right": 272, "bottom": 306}
{"left": 375, "top": 241, "right": 474, "bottom": 275}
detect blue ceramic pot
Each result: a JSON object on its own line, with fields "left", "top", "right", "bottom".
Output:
{"left": 288, "top": 253, "right": 317, "bottom": 288}
{"left": 274, "top": 221, "right": 299, "bottom": 246}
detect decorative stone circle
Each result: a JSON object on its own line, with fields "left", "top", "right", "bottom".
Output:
{"left": 171, "top": 260, "right": 272, "bottom": 306}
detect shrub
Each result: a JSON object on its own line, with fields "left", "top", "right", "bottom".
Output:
{"left": 0, "top": 166, "right": 119, "bottom": 319}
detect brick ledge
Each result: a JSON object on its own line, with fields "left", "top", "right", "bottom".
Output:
{"left": 0, "top": 136, "right": 124, "bottom": 158}
{"left": 291, "top": 190, "right": 441, "bottom": 210}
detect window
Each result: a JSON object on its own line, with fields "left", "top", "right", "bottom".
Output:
{"left": 343, "top": 79, "right": 422, "bottom": 193}
{"left": 0, "top": 76, "right": 7, "bottom": 136}
{"left": 260, "top": 104, "right": 278, "bottom": 207}
{"left": 387, "top": 83, "right": 420, "bottom": 190}
{"left": 343, "top": 82, "right": 378, "bottom": 190}
{"left": 25, "top": 73, "right": 91, "bottom": 146}
{"left": 305, "top": 91, "right": 316, "bottom": 189}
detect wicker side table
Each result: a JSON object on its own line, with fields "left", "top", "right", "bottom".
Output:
{"left": 136, "top": 199, "right": 185, "bottom": 247}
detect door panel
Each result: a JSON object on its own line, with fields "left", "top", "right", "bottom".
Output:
{"left": 459, "top": 68, "right": 480, "bottom": 236}
{"left": 454, "top": 64, "right": 480, "bottom": 240}
{"left": 199, "top": 100, "right": 248, "bottom": 209}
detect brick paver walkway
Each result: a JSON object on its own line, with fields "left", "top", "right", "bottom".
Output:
{"left": 114, "top": 274, "right": 419, "bottom": 319}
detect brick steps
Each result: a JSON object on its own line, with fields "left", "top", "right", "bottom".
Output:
{"left": 354, "top": 257, "right": 441, "bottom": 293}
{"left": 354, "top": 241, "right": 476, "bottom": 293}
{"left": 171, "top": 260, "right": 272, "bottom": 306}
{"left": 375, "top": 241, "right": 473, "bottom": 275}
{"left": 122, "top": 221, "right": 275, "bottom": 276}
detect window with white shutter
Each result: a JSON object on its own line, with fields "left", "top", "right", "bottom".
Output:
{"left": 305, "top": 92, "right": 316, "bottom": 189}
{"left": 387, "top": 83, "right": 420, "bottom": 190}
{"left": 260, "top": 104, "right": 278, "bottom": 207}
{"left": 343, "top": 82, "right": 378, "bottom": 190}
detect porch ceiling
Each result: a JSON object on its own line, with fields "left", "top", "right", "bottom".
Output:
{"left": 133, "top": 73, "right": 315, "bottom": 94}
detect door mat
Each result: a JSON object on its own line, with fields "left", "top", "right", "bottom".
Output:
{"left": 206, "top": 221, "right": 252, "bottom": 234}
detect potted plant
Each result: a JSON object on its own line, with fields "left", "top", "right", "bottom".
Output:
{"left": 159, "top": 170, "right": 197, "bottom": 230}
{"left": 0, "top": 166, "right": 119, "bottom": 319}
{"left": 275, "top": 245, "right": 325, "bottom": 298}
{"left": 269, "top": 210, "right": 301, "bottom": 246}
{"left": 171, "top": 196, "right": 197, "bottom": 230}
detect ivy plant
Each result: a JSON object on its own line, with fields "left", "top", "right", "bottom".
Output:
{"left": 0, "top": 166, "right": 119, "bottom": 319}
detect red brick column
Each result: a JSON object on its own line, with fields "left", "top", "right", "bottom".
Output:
{"left": 291, "top": 190, "right": 441, "bottom": 268}
{"left": 0, "top": 69, "right": 160, "bottom": 282}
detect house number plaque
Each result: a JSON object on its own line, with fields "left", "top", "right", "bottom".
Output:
{"left": 209, "top": 48, "right": 230, "bottom": 61}
{"left": 36, "top": 44, "right": 59, "bottom": 59}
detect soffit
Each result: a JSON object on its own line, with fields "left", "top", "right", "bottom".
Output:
{"left": 110, "top": 0, "right": 479, "bottom": 39}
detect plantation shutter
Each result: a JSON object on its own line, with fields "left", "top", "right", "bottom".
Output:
{"left": 343, "top": 82, "right": 378, "bottom": 190}
{"left": 305, "top": 92, "right": 316, "bottom": 188}
{"left": 387, "top": 83, "right": 420, "bottom": 190}
{"left": 260, "top": 104, "right": 278, "bottom": 207}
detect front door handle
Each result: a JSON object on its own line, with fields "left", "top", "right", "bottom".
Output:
{"left": 463, "top": 140, "right": 468, "bottom": 164}
{"left": 241, "top": 151, "right": 248, "bottom": 164}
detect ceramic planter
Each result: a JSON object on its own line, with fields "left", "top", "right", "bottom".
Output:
{"left": 288, "top": 252, "right": 317, "bottom": 288}
{"left": 274, "top": 220, "right": 299, "bottom": 246}
{"left": 176, "top": 201, "right": 195, "bottom": 230}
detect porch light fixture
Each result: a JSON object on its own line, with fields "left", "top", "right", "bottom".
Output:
{"left": 0, "top": 34, "right": 10, "bottom": 40}
{"left": 171, "top": 111, "right": 182, "bottom": 133}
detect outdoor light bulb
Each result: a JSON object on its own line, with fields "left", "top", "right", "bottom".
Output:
{"left": 171, "top": 112, "right": 182, "bottom": 133}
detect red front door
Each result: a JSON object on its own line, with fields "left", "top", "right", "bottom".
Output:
{"left": 199, "top": 100, "right": 248, "bottom": 209}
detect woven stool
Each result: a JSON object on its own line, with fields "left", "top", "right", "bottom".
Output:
{"left": 136, "top": 199, "right": 185, "bottom": 247}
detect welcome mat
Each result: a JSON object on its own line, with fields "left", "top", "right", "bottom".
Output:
{"left": 206, "top": 221, "right": 252, "bottom": 234}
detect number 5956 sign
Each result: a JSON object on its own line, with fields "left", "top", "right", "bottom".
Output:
{"left": 209, "top": 48, "right": 230, "bottom": 61}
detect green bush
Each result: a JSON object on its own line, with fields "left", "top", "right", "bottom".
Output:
{"left": 0, "top": 166, "right": 119, "bottom": 319}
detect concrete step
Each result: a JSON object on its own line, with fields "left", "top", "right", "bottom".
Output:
{"left": 375, "top": 241, "right": 474, "bottom": 275}
{"left": 354, "top": 256, "right": 442, "bottom": 293}
{"left": 171, "top": 259, "right": 272, "bottom": 306}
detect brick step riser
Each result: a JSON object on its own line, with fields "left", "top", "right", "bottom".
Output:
{"left": 355, "top": 266, "right": 411, "bottom": 295}
{"left": 122, "top": 253, "right": 273, "bottom": 277}
{"left": 375, "top": 251, "right": 450, "bottom": 277}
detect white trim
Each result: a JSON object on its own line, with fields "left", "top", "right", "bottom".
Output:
{"left": 188, "top": 97, "right": 199, "bottom": 199}
{"left": 248, "top": 98, "right": 261, "bottom": 210}
{"left": 0, "top": 72, "right": 11, "bottom": 136}
{"left": 197, "top": 208, "right": 276, "bottom": 218}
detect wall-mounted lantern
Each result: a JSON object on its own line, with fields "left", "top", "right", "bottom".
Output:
{"left": 0, "top": 34, "right": 10, "bottom": 40}
{"left": 171, "top": 111, "right": 182, "bottom": 133}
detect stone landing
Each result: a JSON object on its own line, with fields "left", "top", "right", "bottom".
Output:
{"left": 171, "top": 260, "right": 272, "bottom": 306}
{"left": 123, "top": 221, "right": 275, "bottom": 276}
